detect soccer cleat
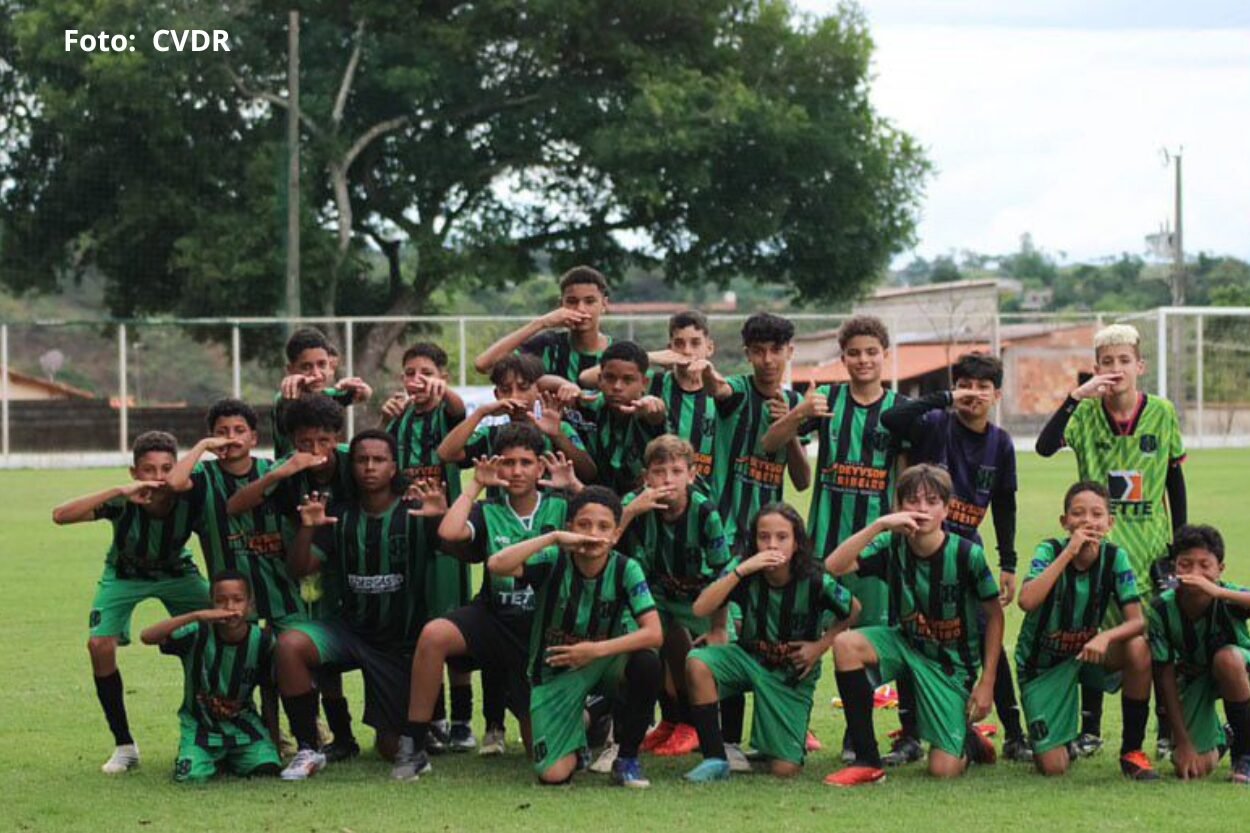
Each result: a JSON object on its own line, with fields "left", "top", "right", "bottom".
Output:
{"left": 724, "top": 743, "right": 752, "bottom": 773}
{"left": 873, "top": 685, "right": 899, "bottom": 709}
{"left": 479, "top": 727, "right": 506, "bottom": 757}
{"left": 1071, "top": 733, "right": 1104, "bottom": 758}
{"left": 654, "top": 723, "right": 700, "bottom": 757}
{"left": 641, "top": 720, "right": 677, "bottom": 752}
{"left": 966, "top": 727, "right": 998, "bottom": 765}
{"left": 321, "top": 738, "right": 360, "bottom": 763}
{"left": 840, "top": 739, "right": 857, "bottom": 765}
{"left": 448, "top": 722, "right": 477, "bottom": 752}
{"left": 1119, "top": 750, "right": 1160, "bottom": 781}
{"left": 824, "top": 765, "right": 886, "bottom": 787}
{"left": 425, "top": 720, "right": 450, "bottom": 755}
{"left": 280, "top": 748, "right": 327, "bottom": 781}
{"left": 1231, "top": 755, "right": 1250, "bottom": 785}
{"left": 684, "top": 758, "right": 732, "bottom": 783}
{"left": 391, "top": 743, "right": 432, "bottom": 781}
{"left": 1156, "top": 735, "right": 1174, "bottom": 761}
{"left": 610, "top": 756, "right": 651, "bottom": 789}
{"left": 1002, "top": 738, "right": 1034, "bottom": 763}
{"left": 101, "top": 743, "right": 140, "bottom": 774}
{"left": 974, "top": 723, "right": 999, "bottom": 738}
{"left": 589, "top": 743, "right": 619, "bottom": 774}
{"left": 805, "top": 730, "right": 823, "bottom": 752}
{"left": 882, "top": 736, "right": 923, "bottom": 767}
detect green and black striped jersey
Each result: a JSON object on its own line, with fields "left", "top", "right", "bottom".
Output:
{"left": 723, "top": 558, "right": 853, "bottom": 683}
{"left": 466, "top": 494, "right": 569, "bottom": 628}
{"left": 571, "top": 394, "right": 665, "bottom": 494}
{"left": 857, "top": 531, "right": 999, "bottom": 682}
{"left": 312, "top": 497, "right": 436, "bottom": 653}
{"left": 265, "top": 445, "right": 356, "bottom": 520}
{"left": 802, "top": 385, "right": 906, "bottom": 558}
{"left": 1015, "top": 538, "right": 1140, "bottom": 680}
{"left": 523, "top": 548, "right": 655, "bottom": 685}
{"left": 95, "top": 489, "right": 204, "bottom": 580}
{"left": 519, "top": 330, "right": 612, "bottom": 384}
{"left": 162, "top": 621, "right": 273, "bottom": 749}
{"left": 710, "top": 375, "right": 805, "bottom": 548}
{"left": 1148, "top": 582, "right": 1250, "bottom": 680}
{"left": 648, "top": 371, "right": 718, "bottom": 482}
{"left": 191, "top": 458, "right": 303, "bottom": 623}
{"left": 385, "top": 401, "right": 464, "bottom": 502}
{"left": 621, "top": 487, "right": 731, "bottom": 604}
{"left": 1063, "top": 394, "right": 1185, "bottom": 582}
{"left": 270, "top": 387, "right": 354, "bottom": 459}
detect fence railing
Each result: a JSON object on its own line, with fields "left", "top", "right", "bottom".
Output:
{"left": 2, "top": 307, "right": 1248, "bottom": 461}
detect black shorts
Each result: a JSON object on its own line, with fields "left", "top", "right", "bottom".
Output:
{"left": 443, "top": 599, "right": 532, "bottom": 716}
{"left": 294, "top": 619, "right": 410, "bottom": 734}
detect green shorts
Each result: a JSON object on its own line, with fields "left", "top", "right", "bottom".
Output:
{"left": 1019, "top": 659, "right": 1120, "bottom": 754}
{"left": 530, "top": 654, "right": 633, "bottom": 775}
{"left": 688, "top": 643, "right": 815, "bottom": 765}
{"left": 426, "top": 551, "right": 473, "bottom": 619}
{"left": 841, "top": 574, "right": 889, "bottom": 629}
{"left": 1176, "top": 646, "right": 1250, "bottom": 755}
{"left": 863, "top": 626, "right": 976, "bottom": 758}
{"left": 89, "top": 569, "right": 209, "bottom": 646}
{"left": 173, "top": 734, "right": 281, "bottom": 784}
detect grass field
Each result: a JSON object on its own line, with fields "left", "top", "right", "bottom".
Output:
{"left": 4, "top": 450, "right": 1250, "bottom": 832}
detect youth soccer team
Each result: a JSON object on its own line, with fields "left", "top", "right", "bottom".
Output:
{"left": 52, "top": 266, "right": 1250, "bottom": 788}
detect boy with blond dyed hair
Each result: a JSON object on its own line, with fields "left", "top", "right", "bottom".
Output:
{"left": 1037, "top": 323, "right": 1187, "bottom": 755}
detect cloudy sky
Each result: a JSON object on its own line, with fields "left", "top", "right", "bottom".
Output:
{"left": 796, "top": 1, "right": 1250, "bottom": 264}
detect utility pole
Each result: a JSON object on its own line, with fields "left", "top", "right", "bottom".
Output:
{"left": 285, "top": 10, "right": 301, "bottom": 323}
{"left": 1172, "top": 150, "right": 1184, "bottom": 305}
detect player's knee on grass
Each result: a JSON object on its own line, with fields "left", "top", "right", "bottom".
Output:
{"left": 685, "top": 656, "right": 717, "bottom": 704}
{"left": 418, "top": 618, "right": 466, "bottom": 660}
{"left": 928, "top": 748, "right": 966, "bottom": 779}
{"left": 538, "top": 753, "right": 578, "bottom": 785}
{"left": 832, "top": 630, "right": 872, "bottom": 670}
{"left": 87, "top": 636, "right": 117, "bottom": 674}
{"left": 1212, "top": 645, "right": 1250, "bottom": 698}
{"left": 770, "top": 760, "right": 801, "bottom": 778}
{"left": 1034, "top": 747, "right": 1069, "bottom": 776}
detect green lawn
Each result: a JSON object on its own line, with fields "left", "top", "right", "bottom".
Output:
{"left": 4, "top": 450, "right": 1250, "bottom": 832}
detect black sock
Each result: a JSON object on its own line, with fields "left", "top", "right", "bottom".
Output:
{"left": 675, "top": 690, "right": 692, "bottom": 725}
{"left": 405, "top": 720, "right": 431, "bottom": 752}
{"left": 451, "top": 683, "right": 473, "bottom": 724}
{"left": 1080, "top": 685, "right": 1104, "bottom": 737}
{"left": 1156, "top": 703, "right": 1171, "bottom": 742}
{"left": 283, "top": 690, "right": 320, "bottom": 750}
{"left": 897, "top": 672, "right": 919, "bottom": 741}
{"left": 1225, "top": 699, "right": 1250, "bottom": 760}
{"left": 720, "top": 694, "right": 745, "bottom": 744}
{"left": 432, "top": 683, "right": 447, "bottom": 723}
{"left": 94, "top": 671, "right": 134, "bottom": 746}
{"left": 993, "top": 650, "right": 1024, "bottom": 742}
{"left": 1120, "top": 696, "right": 1150, "bottom": 755}
{"left": 658, "top": 689, "right": 678, "bottom": 725}
{"left": 322, "top": 695, "right": 354, "bottom": 745}
{"left": 837, "top": 668, "right": 881, "bottom": 767}
{"left": 482, "top": 667, "right": 507, "bottom": 730}
{"left": 618, "top": 652, "right": 661, "bottom": 759}
{"left": 689, "top": 703, "right": 726, "bottom": 760}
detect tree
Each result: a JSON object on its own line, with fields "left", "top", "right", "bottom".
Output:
{"left": 2, "top": 0, "right": 929, "bottom": 382}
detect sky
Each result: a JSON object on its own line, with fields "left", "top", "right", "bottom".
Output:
{"left": 795, "top": 1, "right": 1250, "bottom": 264}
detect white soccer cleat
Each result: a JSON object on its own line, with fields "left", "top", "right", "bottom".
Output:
{"left": 724, "top": 743, "right": 752, "bottom": 773}
{"left": 479, "top": 727, "right": 507, "bottom": 756}
{"left": 589, "top": 743, "right": 619, "bottom": 774}
{"left": 280, "top": 748, "right": 327, "bottom": 781}
{"left": 101, "top": 743, "right": 140, "bottom": 774}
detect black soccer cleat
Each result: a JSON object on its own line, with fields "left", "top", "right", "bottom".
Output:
{"left": 882, "top": 735, "right": 923, "bottom": 767}
{"left": 321, "top": 738, "right": 360, "bottom": 763}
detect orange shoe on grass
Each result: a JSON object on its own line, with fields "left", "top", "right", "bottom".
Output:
{"left": 641, "top": 721, "right": 676, "bottom": 753}
{"left": 654, "top": 723, "right": 700, "bottom": 757}
{"left": 824, "top": 765, "right": 886, "bottom": 787}
{"left": 806, "top": 730, "right": 823, "bottom": 752}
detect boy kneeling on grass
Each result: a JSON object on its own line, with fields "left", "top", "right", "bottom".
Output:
{"left": 824, "top": 464, "right": 1002, "bottom": 786}
{"left": 1015, "top": 481, "right": 1156, "bottom": 779}
{"left": 1148, "top": 524, "right": 1250, "bottom": 783}
{"left": 487, "top": 486, "right": 663, "bottom": 787}
{"left": 141, "top": 570, "right": 281, "bottom": 784}
{"left": 682, "top": 503, "right": 858, "bottom": 782}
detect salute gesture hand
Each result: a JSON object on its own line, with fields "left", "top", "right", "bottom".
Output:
{"left": 541, "top": 307, "right": 591, "bottom": 331}
{"left": 1072, "top": 372, "right": 1124, "bottom": 401}
{"left": 121, "top": 480, "right": 165, "bottom": 505}
{"left": 298, "top": 492, "right": 338, "bottom": 527}
{"left": 739, "top": 549, "right": 788, "bottom": 576}
{"left": 876, "top": 511, "right": 930, "bottom": 536}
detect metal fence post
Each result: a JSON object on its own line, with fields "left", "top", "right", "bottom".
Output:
{"left": 890, "top": 315, "right": 900, "bottom": 391}
{"left": 344, "top": 319, "right": 355, "bottom": 438}
{"left": 1156, "top": 309, "right": 1168, "bottom": 400}
{"left": 458, "top": 317, "right": 467, "bottom": 388}
{"left": 1196, "top": 312, "right": 1205, "bottom": 448}
{"left": 231, "top": 324, "right": 242, "bottom": 399}
{"left": 118, "top": 324, "right": 129, "bottom": 452}
{"left": 1, "top": 324, "right": 9, "bottom": 460}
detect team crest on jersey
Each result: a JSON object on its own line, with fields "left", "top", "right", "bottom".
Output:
{"left": 975, "top": 466, "right": 996, "bottom": 492}
{"left": 1139, "top": 434, "right": 1159, "bottom": 454}
{"left": 871, "top": 428, "right": 893, "bottom": 452}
